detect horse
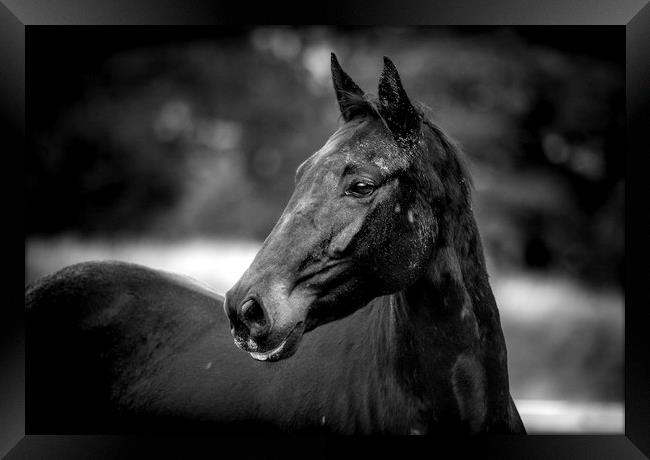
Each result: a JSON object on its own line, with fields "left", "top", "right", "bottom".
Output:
{"left": 25, "top": 53, "right": 526, "bottom": 435}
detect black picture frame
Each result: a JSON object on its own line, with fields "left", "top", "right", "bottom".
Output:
{"left": 3, "top": 1, "right": 649, "bottom": 458}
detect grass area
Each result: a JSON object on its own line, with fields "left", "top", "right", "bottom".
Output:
{"left": 25, "top": 235, "right": 623, "bottom": 432}
{"left": 516, "top": 399, "right": 622, "bottom": 433}
{"left": 495, "top": 272, "right": 623, "bottom": 403}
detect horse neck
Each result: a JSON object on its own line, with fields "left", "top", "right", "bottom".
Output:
{"left": 366, "top": 212, "right": 511, "bottom": 425}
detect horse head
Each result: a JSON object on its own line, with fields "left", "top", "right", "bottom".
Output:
{"left": 224, "top": 53, "right": 472, "bottom": 361}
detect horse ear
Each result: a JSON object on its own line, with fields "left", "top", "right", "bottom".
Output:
{"left": 331, "top": 53, "right": 366, "bottom": 122}
{"left": 378, "top": 56, "right": 420, "bottom": 143}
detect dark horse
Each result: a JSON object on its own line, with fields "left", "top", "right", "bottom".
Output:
{"left": 25, "top": 54, "right": 525, "bottom": 434}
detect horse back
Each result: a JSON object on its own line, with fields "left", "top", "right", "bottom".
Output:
{"left": 25, "top": 261, "right": 269, "bottom": 433}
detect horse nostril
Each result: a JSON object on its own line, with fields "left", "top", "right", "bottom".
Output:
{"left": 239, "top": 298, "right": 268, "bottom": 336}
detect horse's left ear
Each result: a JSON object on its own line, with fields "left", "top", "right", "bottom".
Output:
{"left": 378, "top": 56, "right": 420, "bottom": 144}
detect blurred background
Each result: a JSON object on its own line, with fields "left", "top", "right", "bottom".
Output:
{"left": 25, "top": 26, "right": 624, "bottom": 433}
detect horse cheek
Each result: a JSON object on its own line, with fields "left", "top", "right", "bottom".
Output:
{"left": 328, "top": 214, "right": 365, "bottom": 257}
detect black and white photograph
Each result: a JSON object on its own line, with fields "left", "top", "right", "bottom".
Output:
{"left": 1, "top": 1, "right": 648, "bottom": 453}
{"left": 23, "top": 26, "right": 626, "bottom": 436}
{"left": 0, "top": 0, "right": 650, "bottom": 452}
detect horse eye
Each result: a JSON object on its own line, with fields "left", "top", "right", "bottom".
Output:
{"left": 346, "top": 181, "right": 376, "bottom": 198}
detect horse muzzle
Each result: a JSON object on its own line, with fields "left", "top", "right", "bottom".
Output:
{"left": 223, "top": 285, "right": 307, "bottom": 361}
{"left": 244, "top": 321, "right": 305, "bottom": 361}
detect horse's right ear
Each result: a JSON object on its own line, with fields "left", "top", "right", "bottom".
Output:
{"left": 331, "top": 53, "right": 366, "bottom": 122}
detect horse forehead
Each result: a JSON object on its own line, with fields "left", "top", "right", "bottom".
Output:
{"left": 314, "top": 135, "right": 408, "bottom": 175}
{"left": 367, "top": 147, "right": 409, "bottom": 173}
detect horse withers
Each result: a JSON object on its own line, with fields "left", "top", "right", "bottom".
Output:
{"left": 25, "top": 54, "right": 525, "bottom": 434}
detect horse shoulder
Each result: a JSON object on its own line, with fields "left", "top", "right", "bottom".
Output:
{"left": 450, "top": 353, "right": 487, "bottom": 433}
